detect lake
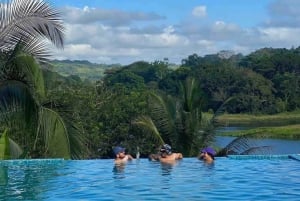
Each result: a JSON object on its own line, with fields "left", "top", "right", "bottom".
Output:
{"left": 216, "top": 126, "right": 300, "bottom": 154}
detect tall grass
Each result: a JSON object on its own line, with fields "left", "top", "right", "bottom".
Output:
{"left": 218, "top": 124, "right": 300, "bottom": 139}
{"left": 215, "top": 112, "right": 300, "bottom": 139}
{"left": 216, "top": 112, "right": 300, "bottom": 127}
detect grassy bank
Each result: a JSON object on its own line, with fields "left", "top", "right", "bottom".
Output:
{"left": 218, "top": 124, "right": 300, "bottom": 139}
{"left": 215, "top": 112, "right": 300, "bottom": 139}
{"left": 215, "top": 112, "right": 300, "bottom": 127}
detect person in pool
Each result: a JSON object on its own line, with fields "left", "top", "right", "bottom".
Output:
{"left": 113, "top": 146, "right": 134, "bottom": 164}
{"left": 149, "top": 144, "right": 183, "bottom": 163}
{"left": 198, "top": 147, "right": 216, "bottom": 163}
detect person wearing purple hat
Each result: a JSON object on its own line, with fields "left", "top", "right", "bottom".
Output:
{"left": 198, "top": 147, "right": 216, "bottom": 163}
{"left": 113, "top": 146, "right": 134, "bottom": 164}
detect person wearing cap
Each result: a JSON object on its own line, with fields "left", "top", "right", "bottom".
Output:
{"left": 149, "top": 144, "right": 183, "bottom": 163}
{"left": 113, "top": 146, "right": 134, "bottom": 164}
{"left": 198, "top": 147, "right": 216, "bottom": 163}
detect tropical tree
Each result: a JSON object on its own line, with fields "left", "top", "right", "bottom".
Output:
{"left": 133, "top": 76, "right": 271, "bottom": 157}
{"left": 133, "top": 77, "right": 212, "bottom": 156}
{"left": 0, "top": 0, "right": 86, "bottom": 159}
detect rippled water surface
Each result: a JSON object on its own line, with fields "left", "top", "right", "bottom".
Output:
{"left": 1, "top": 158, "right": 300, "bottom": 200}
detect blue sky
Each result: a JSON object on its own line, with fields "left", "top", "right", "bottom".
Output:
{"left": 44, "top": 0, "right": 300, "bottom": 64}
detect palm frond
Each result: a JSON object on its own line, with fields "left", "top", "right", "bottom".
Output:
{"left": 222, "top": 135, "right": 254, "bottom": 155}
{"left": 9, "top": 137, "right": 23, "bottom": 159}
{"left": 0, "top": 0, "right": 64, "bottom": 57}
{"left": 65, "top": 122, "right": 88, "bottom": 159}
{"left": 198, "top": 113, "right": 215, "bottom": 146}
{"left": 0, "top": 129, "right": 22, "bottom": 159}
{"left": 179, "top": 77, "right": 203, "bottom": 112}
{"left": 132, "top": 115, "right": 165, "bottom": 145}
{"left": 4, "top": 43, "right": 46, "bottom": 98}
{"left": 218, "top": 134, "right": 272, "bottom": 156}
{"left": 0, "top": 80, "right": 38, "bottom": 127}
{"left": 19, "top": 38, "right": 50, "bottom": 63}
{"left": 240, "top": 146, "right": 272, "bottom": 155}
{"left": 37, "top": 107, "right": 70, "bottom": 159}
{"left": 41, "top": 99, "right": 89, "bottom": 159}
{"left": 148, "top": 91, "right": 176, "bottom": 142}
{"left": 212, "top": 96, "right": 236, "bottom": 125}
{"left": 0, "top": 129, "right": 10, "bottom": 159}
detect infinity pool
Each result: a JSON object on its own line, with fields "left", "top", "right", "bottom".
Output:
{"left": 0, "top": 157, "right": 300, "bottom": 200}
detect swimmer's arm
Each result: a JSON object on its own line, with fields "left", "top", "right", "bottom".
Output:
{"left": 148, "top": 153, "right": 160, "bottom": 161}
{"left": 127, "top": 154, "right": 134, "bottom": 160}
{"left": 176, "top": 153, "right": 183, "bottom": 159}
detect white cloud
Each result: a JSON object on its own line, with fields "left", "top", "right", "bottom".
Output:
{"left": 258, "top": 27, "right": 300, "bottom": 45}
{"left": 192, "top": 6, "right": 207, "bottom": 18}
{"left": 48, "top": 2, "right": 300, "bottom": 65}
{"left": 61, "top": 6, "right": 165, "bottom": 26}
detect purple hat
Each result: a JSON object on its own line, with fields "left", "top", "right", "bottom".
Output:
{"left": 113, "top": 146, "right": 125, "bottom": 155}
{"left": 200, "top": 147, "right": 216, "bottom": 156}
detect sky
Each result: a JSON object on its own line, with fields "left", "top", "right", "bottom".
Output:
{"left": 44, "top": 0, "right": 300, "bottom": 65}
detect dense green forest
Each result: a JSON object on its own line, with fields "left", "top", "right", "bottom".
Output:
{"left": 39, "top": 47, "right": 300, "bottom": 159}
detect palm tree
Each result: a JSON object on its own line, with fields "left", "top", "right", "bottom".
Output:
{"left": 0, "top": 0, "right": 86, "bottom": 159}
{"left": 133, "top": 77, "right": 211, "bottom": 156}
{"left": 133, "top": 76, "right": 270, "bottom": 157}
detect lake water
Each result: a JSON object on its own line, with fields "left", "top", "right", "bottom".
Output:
{"left": 1, "top": 158, "right": 300, "bottom": 200}
{"left": 216, "top": 126, "right": 300, "bottom": 154}
{"left": 216, "top": 136, "right": 300, "bottom": 154}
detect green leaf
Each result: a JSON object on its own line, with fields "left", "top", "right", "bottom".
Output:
{"left": 12, "top": 50, "right": 46, "bottom": 98}
{"left": 8, "top": 138, "right": 23, "bottom": 159}
{"left": 0, "top": 0, "right": 65, "bottom": 57}
{"left": 0, "top": 129, "right": 10, "bottom": 160}
{"left": 133, "top": 115, "right": 165, "bottom": 145}
{"left": 37, "top": 107, "right": 70, "bottom": 159}
{"left": 148, "top": 92, "right": 176, "bottom": 141}
{"left": 0, "top": 80, "right": 38, "bottom": 127}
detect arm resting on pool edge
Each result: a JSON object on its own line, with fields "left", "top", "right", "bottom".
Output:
{"left": 127, "top": 154, "right": 134, "bottom": 160}
{"left": 149, "top": 153, "right": 160, "bottom": 161}
{"left": 148, "top": 153, "right": 183, "bottom": 161}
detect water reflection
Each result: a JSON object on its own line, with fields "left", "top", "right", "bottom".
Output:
{"left": 201, "top": 160, "right": 215, "bottom": 170}
{"left": 160, "top": 162, "right": 175, "bottom": 176}
{"left": 112, "top": 163, "right": 126, "bottom": 179}
{"left": 160, "top": 161, "right": 181, "bottom": 177}
{"left": 0, "top": 160, "right": 63, "bottom": 201}
{"left": 113, "top": 163, "right": 126, "bottom": 173}
{"left": 159, "top": 162, "right": 176, "bottom": 190}
{"left": 0, "top": 166, "right": 8, "bottom": 186}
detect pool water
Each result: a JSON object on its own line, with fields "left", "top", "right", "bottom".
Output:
{"left": 1, "top": 157, "right": 300, "bottom": 200}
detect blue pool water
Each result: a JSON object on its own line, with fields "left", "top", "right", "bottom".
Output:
{"left": 1, "top": 158, "right": 300, "bottom": 200}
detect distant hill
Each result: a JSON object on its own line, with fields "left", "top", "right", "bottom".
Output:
{"left": 47, "top": 59, "right": 180, "bottom": 81}
{"left": 48, "top": 60, "right": 121, "bottom": 81}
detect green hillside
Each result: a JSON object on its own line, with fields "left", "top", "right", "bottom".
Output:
{"left": 49, "top": 60, "right": 121, "bottom": 81}
{"left": 48, "top": 60, "right": 180, "bottom": 82}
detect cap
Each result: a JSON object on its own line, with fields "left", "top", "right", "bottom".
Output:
{"left": 160, "top": 144, "right": 172, "bottom": 155}
{"left": 200, "top": 147, "right": 216, "bottom": 156}
{"left": 113, "top": 146, "right": 125, "bottom": 155}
